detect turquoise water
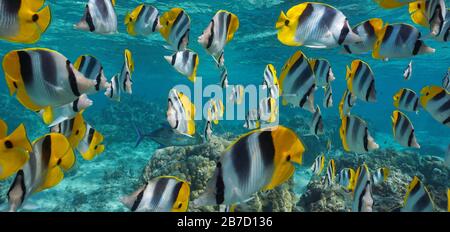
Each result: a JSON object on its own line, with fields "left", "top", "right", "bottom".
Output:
{"left": 0, "top": 0, "right": 449, "bottom": 211}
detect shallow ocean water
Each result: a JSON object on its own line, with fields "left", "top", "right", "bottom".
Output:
{"left": 0, "top": 0, "right": 449, "bottom": 211}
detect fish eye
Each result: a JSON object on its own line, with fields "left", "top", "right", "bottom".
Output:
{"left": 418, "top": 3, "right": 421, "bottom": 8}
{"left": 94, "top": 145, "right": 98, "bottom": 150}
{"left": 4, "top": 140, "right": 13, "bottom": 149}
{"left": 286, "top": 154, "right": 291, "bottom": 162}
{"left": 75, "top": 130, "right": 79, "bottom": 135}
{"left": 426, "top": 92, "right": 429, "bottom": 96}
{"left": 166, "top": 21, "right": 169, "bottom": 26}
{"left": 178, "top": 203, "right": 183, "bottom": 209}
{"left": 57, "top": 159, "right": 62, "bottom": 165}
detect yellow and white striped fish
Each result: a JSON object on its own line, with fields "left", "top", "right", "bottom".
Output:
{"left": 2, "top": 48, "right": 107, "bottom": 116}
{"left": 341, "top": 18, "right": 384, "bottom": 55}
{"left": 337, "top": 168, "right": 356, "bottom": 192}
{"left": 6, "top": 133, "right": 75, "bottom": 212}
{"left": 259, "top": 97, "right": 278, "bottom": 124}
{"left": 401, "top": 176, "right": 434, "bottom": 212}
{"left": 243, "top": 109, "right": 260, "bottom": 130}
{"left": 324, "top": 159, "right": 336, "bottom": 187}
{"left": 75, "top": 0, "right": 117, "bottom": 34}
{"left": 279, "top": 51, "right": 316, "bottom": 113}
{"left": 167, "top": 89, "right": 196, "bottom": 136}
{"left": 275, "top": 2, "right": 361, "bottom": 48}
{"left": 310, "top": 105, "right": 324, "bottom": 137}
{"left": 76, "top": 123, "right": 105, "bottom": 161}
{"left": 392, "top": 110, "right": 420, "bottom": 148}
{"left": 159, "top": 8, "right": 190, "bottom": 51}
{"left": 311, "top": 154, "right": 325, "bottom": 175}
{"left": 124, "top": 4, "right": 161, "bottom": 36}
{"left": 372, "top": 167, "right": 390, "bottom": 185}
{"left": 443, "top": 69, "right": 450, "bottom": 91}
{"left": 119, "top": 49, "right": 134, "bottom": 94}
{"left": 193, "top": 126, "right": 305, "bottom": 206}
{"left": 262, "top": 64, "right": 280, "bottom": 100}
{"left": 51, "top": 113, "right": 87, "bottom": 149}
{"left": 420, "top": 85, "right": 450, "bottom": 127}
{"left": 339, "top": 89, "right": 357, "bottom": 119}
{"left": 122, "top": 176, "right": 190, "bottom": 212}
{"left": 352, "top": 164, "right": 373, "bottom": 212}
{"left": 373, "top": 23, "right": 435, "bottom": 60}
{"left": 346, "top": 60, "right": 377, "bottom": 103}
{"left": 393, "top": 88, "right": 420, "bottom": 113}
{"left": 105, "top": 73, "right": 120, "bottom": 102}
{"left": 73, "top": 55, "right": 108, "bottom": 93}
{"left": 340, "top": 115, "right": 379, "bottom": 153}
{"left": 0, "top": 0, "right": 51, "bottom": 43}
{"left": 39, "top": 94, "right": 93, "bottom": 127}
{"left": 409, "top": 0, "right": 446, "bottom": 36}
{"left": 198, "top": 10, "right": 239, "bottom": 68}
{"left": 164, "top": 50, "right": 199, "bottom": 83}
{"left": 433, "top": 9, "right": 449, "bottom": 41}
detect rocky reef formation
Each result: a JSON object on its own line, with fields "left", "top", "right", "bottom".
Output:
{"left": 297, "top": 149, "right": 449, "bottom": 212}
{"left": 143, "top": 135, "right": 299, "bottom": 212}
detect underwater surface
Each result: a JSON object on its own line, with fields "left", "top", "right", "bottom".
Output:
{"left": 0, "top": 0, "right": 449, "bottom": 212}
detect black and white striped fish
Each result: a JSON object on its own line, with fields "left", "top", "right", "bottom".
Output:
{"left": 311, "top": 154, "right": 325, "bottom": 175}
{"left": 420, "top": 85, "right": 450, "bottom": 127}
{"left": 164, "top": 50, "right": 199, "bottom": 83}
{"left": 309, "top": 59, "right": 335, "bottom": 87}
{"left": 2, "top": 48, "right": 106, "bottom": 113}
{"left": 74, "top": 55, "right": 108, "bottom": 93}
{"left": 262, "top": 64, "right": 280, "bottom": 100}
{"left": 323, "top": 84, "right": 333, "bottom": 108}
{"left": 76, "top": 123, "right": 105, "bottom": 161}
{"left": 124, "top": 4, "right": 160, "bottom": 36}
{"left": 204, "top": 120, "right": 213, "bottom": 142}
{"left": 341, "top": 18, "right": 384, "bottom": 55}
{"left": 339, "top": 89, "right": 356, "bottom": 119}
{"left": 324, "top": 159, "right": 336, "bottom": 187}
{"left": 0, "top": 0, "right": 51, "bottom": 43}
{"left": 393, "top": 88, "right": 420, "bottom": 113}
{"left": 310, "top": 105, "right": 324, "bottom": 137}
{"left": 409, "top": 0, "right": 446, "bottom": 36}
{"left": 198, "top": 10, "right": 239, "bottom": 68}
{"left": 403, "top": 61, "right": 413, "bottom": 80}
{"left": 119, "top": 49, "right": 134, "bottom": 94}
{"left": 401, "top": 176, "right": 434, "bottom": 212}
{"left": 340, "top": 115, "right": 379, "bottom": 153}
{"left": 433, "top": 9, "right": 449, "bottom": 41}
{"left": 373, "top": 23, "right": 435, "bottom": 60}
{"left": 6, "top": 133, "right": 75, "bottom": 212}
{"left": 193, "top": 126, "right": 305, "bottom": 206}
{"left": 443, "top": 69, "right": 450, "bottom": 91}
{"left": 279, "top": 51, "right": 316, "bottom": 113}
{"left": 276, "top": 2, "right": 362, "bottom": 48}
{"left": 372, "top": 167, "right": 390, "bottom": 185}
{"left": 75, "top": 0, "right": 117, "bottom": 34}
{"left": 122, "top": 176, "right": 190, "bottom": 212}
{"left": 105, "top": 73, "right": 120, "bottom": 102}
{"left": 352, "top": 164, "right": 373, "bottom": 212}
{"left": 159, "top": 8, "right": 190, "bottom": 51}
{"left": 40, "top": 94, "right": 93, "bottom": 127}
{"left": 230, "top": 85, "right": 244, "bottom": 105}
{"left": 392, "top": 111, "right": 421, "bottom": 148}
{"left": 346, "top": 60, "right": 377, "bottom": 103}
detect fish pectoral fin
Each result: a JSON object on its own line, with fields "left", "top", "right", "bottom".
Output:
{"left": 0, "top": 149, "right": 29, "bottom": 180}
{"left": 42, "top": 106, "right": 54, "bottom": 125}
{"left": 36, "top": 167, "right": 64, "bottom": 192}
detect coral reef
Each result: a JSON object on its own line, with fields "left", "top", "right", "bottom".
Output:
{"left": 297, "top": 149, "right": 449, "bottom": 212}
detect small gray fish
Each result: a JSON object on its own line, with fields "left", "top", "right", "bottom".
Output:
{"left": 75, "top": 0, "right": 118, "bottom": 34}
{"left": 403, "top": 61, "right": 413, "bottom": 80}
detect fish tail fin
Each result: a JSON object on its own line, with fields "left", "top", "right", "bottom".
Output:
{"left": 133, "top": 123, "right": 146, "bottom": 148}
{"left": 276, "top": 11, "right": 288, "bottom": 29}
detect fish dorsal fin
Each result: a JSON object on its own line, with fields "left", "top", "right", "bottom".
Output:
{"left": 0, "top": 119, "right": 7, "bottom": 138}
{"left": 124, "top": 49, "right": 134, "bottom": 72}
{"left": 369, "top": 18, "right": 384, "bottom": 33}
{"left": 110, "top": 0, "right": 116, "bottom": 7}
{"left": 225, "top": 11, "right": 239, "bottom": 43}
